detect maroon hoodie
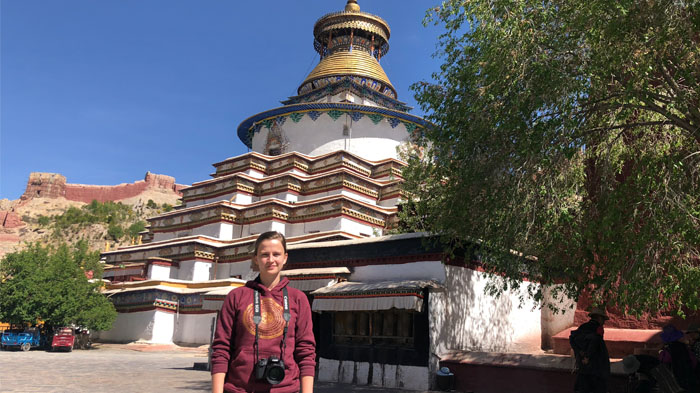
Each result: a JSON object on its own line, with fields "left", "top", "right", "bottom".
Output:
{"left": 211, "top": 277, "right": 316, "bottom": 393}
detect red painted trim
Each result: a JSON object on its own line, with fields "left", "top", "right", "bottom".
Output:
{"left": 149, "top": 261, "right": 180, "bottom": 268}
{"left": 178, "top": 309, "right": 217, "bottom": 315}
{"left": 287, "top": 275, "right": 339, "bottom": 281}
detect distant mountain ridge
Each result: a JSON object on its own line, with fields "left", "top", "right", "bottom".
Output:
{"left": 0, "top": 172, "right": 187, "bottom": 258}
{"left": 21, "top": 171, "right": 185, "bottom": 203}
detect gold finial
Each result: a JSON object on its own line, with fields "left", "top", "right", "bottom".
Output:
{"left": 345, "top": 0, "right": 360, "bottom": 12}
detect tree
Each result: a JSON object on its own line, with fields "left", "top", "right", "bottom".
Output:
{"left": 107, "top": 223, "right": 124, "bottom": 241}
{"left": 127, "top": 221, "right": 146, "bottom": 239}
{"left": 0, "top": 242, "right": 116, "bottom": 330}
{"left": 403, "top": 0, "right": 700, "bottom": 315}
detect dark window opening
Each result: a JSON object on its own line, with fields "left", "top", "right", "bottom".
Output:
{"left": 332, "top": 310, "right": 414, "bottom": 347}
{"left": 268, "top": 147, "right": 282, "bottom": 156}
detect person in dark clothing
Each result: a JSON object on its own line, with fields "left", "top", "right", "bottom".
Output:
{"left": 659, "top": 325, "right": 698, "bottom": 392}
{"left": 623, "top": 354, "right": 661, "bottom": 393}
{"left": 687, "top": 323, "right": 700, "bottom": 390}
{"left": 570, "top": 308, "right": 611, "bottom": 393}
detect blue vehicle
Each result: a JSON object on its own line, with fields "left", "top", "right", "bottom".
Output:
{"left": 1, "top": 327, "right": 47, "bottom": 351}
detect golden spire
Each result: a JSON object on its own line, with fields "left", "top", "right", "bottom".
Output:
{"left": 299, "top": 0, "right": 396, "bottom": 98}
{"left": 345, "top": 0, "right": 360, "bottom": 12}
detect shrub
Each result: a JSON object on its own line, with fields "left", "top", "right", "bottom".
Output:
{"left": 127, "top": 221, "right": 146, "bottom": 239}
{"left": 107, "top": 223, "right": 124, "bottom": 241}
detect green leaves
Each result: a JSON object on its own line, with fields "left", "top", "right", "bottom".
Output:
{"left": 403, "top": 0, "right": 700, "bottom": 316}
{"left": 0, "top": 243, "right": 116, "bottom": 330}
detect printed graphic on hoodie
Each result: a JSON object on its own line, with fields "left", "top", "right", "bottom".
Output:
{"left": 242, "top": 297, "right": 285, "bottom": 339}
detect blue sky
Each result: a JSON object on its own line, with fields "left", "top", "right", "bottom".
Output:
{"left": 1, "top": 0, "right": 443, "bottom": 200}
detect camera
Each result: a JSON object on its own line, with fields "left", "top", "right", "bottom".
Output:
{"left": 255, "top": 356, "right": 285, "bottom": 385}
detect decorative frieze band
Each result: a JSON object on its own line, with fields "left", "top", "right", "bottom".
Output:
{"left": 194, "top": 250, "right": 216, "bottom": 260}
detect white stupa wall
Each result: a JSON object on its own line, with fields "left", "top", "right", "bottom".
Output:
{"left": 152, "top": 215, "right": 383, "bottom": 244}
{"left": 152, "top": 222, "right": 233, "bottom": 242}
{"left": 223, "top": 260, "right": 255, "bottom": 280}
{"left": 377, "top": 197, "right": 400, "bottom": 208}
{"left": 184, "top": 187, "right": 381, "bottom": 208}
{"left": 178, "top": 259, "right": 214, "bottom": 281}
{"left": 148, "top": 264, "right": 177, "bottom": 280}
{"left": 233, "top": 193, "right": 253, "bottom": 204}
{"left": 251, "top": 116, "right": 410, "bottom": 161}
{"left": 97, "top": 310, "right": 174, "bottom": 344}
{"left": 173, "top": 313, "right": 217, "bottom": 345}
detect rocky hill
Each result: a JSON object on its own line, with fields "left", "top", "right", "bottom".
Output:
{"left": 0, "top": 172, "right": 187, "bottom": 258}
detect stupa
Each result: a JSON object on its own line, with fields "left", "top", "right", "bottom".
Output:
{"left": 99, "top": 2, "right": 568, "bottom": 389}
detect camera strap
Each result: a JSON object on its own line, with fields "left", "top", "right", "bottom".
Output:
{"left": 253, "top": 287, "right": 290, "bottom": 364}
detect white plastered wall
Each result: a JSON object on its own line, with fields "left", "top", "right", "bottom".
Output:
{"left": 224, "top": 260, "right": 254, "bottom": 280}
{"left": 428, "top": 265, "right": 543, "bottom": 377}
{"left": 251, "top": 116, "right": 410, "bottom": 161}
{"left": 148, "top": 264, "right": 173, "bottom": 280}
{"left": 192, "top": 261, "right": 213, "bottom": 281}
{"left": 540, "top": 285, "right": 576, "bottom": 349}
{"left": 152, "top": 223, "right": 222, "bottom": 242}
{"left": 173, "top": 312, "right": 218, "bottom": 345}
{"left": 179, "top": 259, "right": 214, "bottom": 281}
{"left": 151, "top": 310, "right": 176, "bottom": 343}
{"left": 97, "top": 310, "right": 156, "bottom": 343}
{"left": 97, "top": 309, "right": 174, "bottom": 344}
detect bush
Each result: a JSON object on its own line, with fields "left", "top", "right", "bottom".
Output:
{"left": 127, "top": 221, "right": 146, "bottom": 239}
{"left": 107, "top": 223, "right": 124, "bottom": 241}
{"left": 146, "top": 199, "right": 158, "bottom": 209}
{"left": 162, "top": 203, "right": 173, "bottom": 212}
{"left": 37, "top": 215, "right": 51, "bottom": 226}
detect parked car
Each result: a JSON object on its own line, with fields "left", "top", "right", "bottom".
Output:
{"left": 51, "top": 327, "right": 92, "bottom": 351}
{"left": 51, "top": 327, "right": 76, "bottom": 352}
{"left": 1, "top": 327, "right": 47, "bottom": 351}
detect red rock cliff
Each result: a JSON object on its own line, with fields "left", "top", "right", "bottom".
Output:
{"left": 21, "top": 172, "right": 184, "bottom": 204}
{"left": 0, "top": 211, "right": 24, "bottom": 229}
{"left": 21, "top": 173, "right": 67, "bottom": 200}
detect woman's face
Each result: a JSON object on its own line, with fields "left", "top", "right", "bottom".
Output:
{"left": 254, "top": 238, "right": 288, "bottom": 279}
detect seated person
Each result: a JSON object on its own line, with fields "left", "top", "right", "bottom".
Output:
{"left": 623, "top": 354, "right": 661, "bottom": 393}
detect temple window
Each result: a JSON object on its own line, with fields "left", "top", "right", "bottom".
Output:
{"left": 332, "top": 310, "right": 414, "bottom": 347}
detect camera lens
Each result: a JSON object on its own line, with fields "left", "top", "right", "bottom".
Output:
{"left": 266, "top": 365, "right": 285, "bottom": 384}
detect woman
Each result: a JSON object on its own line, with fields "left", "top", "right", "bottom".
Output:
{"left": 211, "top": 231, "right": 315, "bottom": 393}
{"left": 659, "top": 324, "right": 697, "bottom": 392}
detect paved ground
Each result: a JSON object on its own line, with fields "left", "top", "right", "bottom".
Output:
{"left": 0, "top": 344, "right": 441, "bottom": 393}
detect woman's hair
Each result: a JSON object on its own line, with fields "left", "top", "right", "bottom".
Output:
{"left": 253, "top": 231, "right": 287, "bottom": 255}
